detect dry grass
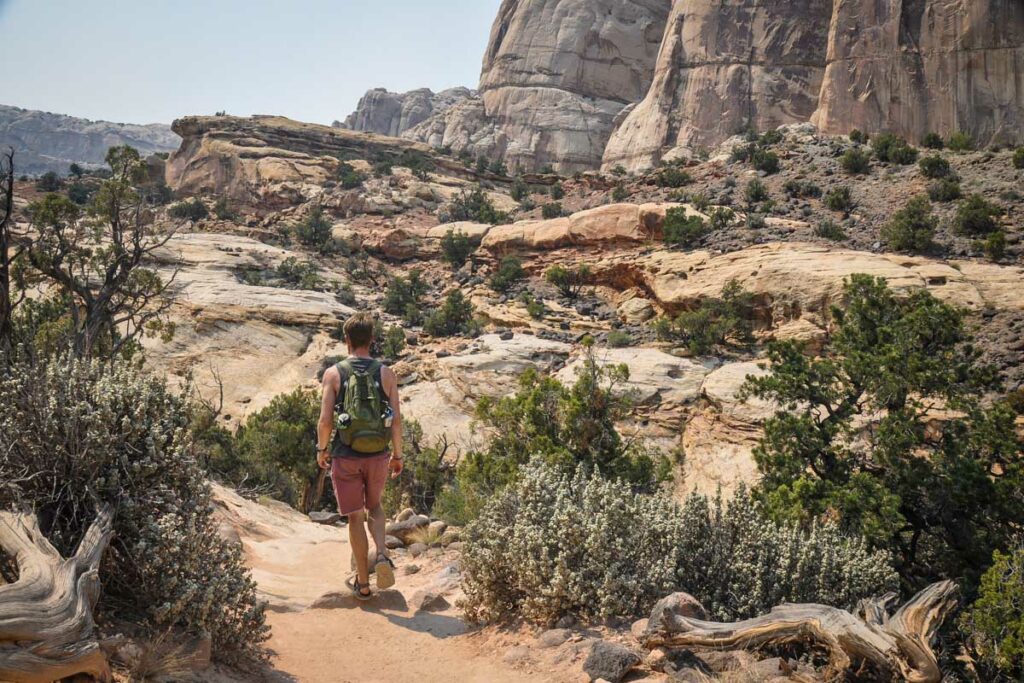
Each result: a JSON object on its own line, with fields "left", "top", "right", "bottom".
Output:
{"left": 407, "top": 525, "right": 444, "bottom": 547}
{"left": 118, "top": 631, "right": 198, "bottom": 682}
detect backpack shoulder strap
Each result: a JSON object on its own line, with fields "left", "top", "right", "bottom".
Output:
{"left": 334, "top": 359, "right": 353, "bottom": 407}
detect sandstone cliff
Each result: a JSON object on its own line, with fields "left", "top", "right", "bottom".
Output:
{"left": 603, "top": 0, "right": 832, "bottom": 170}
{"left": 605, "top": 0, "right": 1024, "bottom": 171}
{"left": 0, "top": 104, "right": 179, "bottom": 175}
{"left": 407, "top": 0, "right": 672, "bottom": 173}
{"left": 336, "top": 87, "right": 474, "bottom": 137}
{"left": 166, "top": 115, "right": 471, "bottom": 208}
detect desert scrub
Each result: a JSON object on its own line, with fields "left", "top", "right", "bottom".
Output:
{"left": 824, "top": 186, "right": 855, "bottom": 215}
{"left": 1014, "top": 147, "right": 1024, "bottom": 170}
{"left": 881, "top": 195, "right": 936, "bottom": 253}
{"left": 0, "top": 358, "right": 268, "bottom": 662}
{"left": 440, "top": 229, "right": 478, "bottom": 268}
{"left": 439, "top": 186, "right": 510, "bottom": 225}
{"left": 663, "top": 208, "right": 708, "bottom": 247}
{"left": 460, "top": 460, "right": 897, "bottom": 625}
{"left": 918, "top": 154, "right": 953, "bottom": 179}
{"left": 962, "top": 544, "right": 1024, "bottom": 679}
{"left": 840, "top": 148, "right": 871, "bottom": 175}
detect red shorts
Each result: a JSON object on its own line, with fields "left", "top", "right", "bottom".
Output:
{"left": 330, "top": 454, "right": 389, "bottom": 516}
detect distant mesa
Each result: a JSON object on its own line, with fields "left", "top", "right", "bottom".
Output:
{"left": 0, "top": 104, "right": 179, "bottom": 175}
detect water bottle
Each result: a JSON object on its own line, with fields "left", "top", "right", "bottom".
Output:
{"left": 382, "top": 406, "right": 394, "bottom": 429}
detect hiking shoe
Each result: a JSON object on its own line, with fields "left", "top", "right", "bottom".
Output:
{"left": 346, "top": 575, "right": 373, "bottom": 601}
{"left": 375, "top": 554, "right": 396, "bottom": 590}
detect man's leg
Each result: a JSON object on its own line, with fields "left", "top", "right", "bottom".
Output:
{"left": 368, "top": 503, "right": 387, "bottom": 560}
{"left": 348, "top": 509, "right": 370, "bottom": 587}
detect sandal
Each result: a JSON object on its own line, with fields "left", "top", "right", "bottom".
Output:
{"left": 346, "top": 575, "right": 373, "bottom": 601}
{"left": 375, "top": 553, "right": 396, "bottom": 590}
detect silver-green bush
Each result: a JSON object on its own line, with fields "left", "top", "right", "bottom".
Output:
{"left": 0, "top": 358, "right": 268, "bottom": 662}
{"left": 461, "top": 460, "right": 897, "bottom": 625}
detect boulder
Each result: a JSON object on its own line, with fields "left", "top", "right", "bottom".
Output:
{"left": 538, "top": 629, "right": 571, "bottom": 649}
{"left": 410, "top": 590, "right": 451, "bottom": 613}
{"left": 384, "top": 535, "right": 405, "bottom": 550}
{"left": 340, "top": 87, "right": 474, "bottom": 137}
{"left": 583, "top": 641, "right": 642, "bottom": 683}
{"left": 386, "top": 514, "right": 430, "bottom": 544}
{"left": 481, "top": 203, "right": 682, "bottom": 253}
{"left": 396, "top": 508, "right": 416, "bottom": 523}
{"left": 427, "top": 520, "right": 448, "bottom": 538}
{"left": 308, "top": 511, "right": 342, "bottom": 526}
{"left": 408, "top": 542, "right": 428, "bottom": 558}
{"left": 617, "top": 297, "right": 655, "bottom": 324}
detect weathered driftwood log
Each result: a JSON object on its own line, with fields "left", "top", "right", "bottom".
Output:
{"left": 643, "top": 581, "right": 958, "bottom": 683}
{"left": 0, "top": 507, "right": 114, "bottom": 683}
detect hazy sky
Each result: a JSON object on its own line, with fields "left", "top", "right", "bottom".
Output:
{"left": 0, "top": 0, "right": 500, "bottom": 126}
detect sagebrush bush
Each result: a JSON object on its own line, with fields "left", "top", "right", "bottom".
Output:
{"left": 1014, "top": 147, "right": 1024, "bottom": 170}
{"left": 656, "top": 166, "right": 692, "bottom": 188}
{"left": 962, "top": 544, "right": 1024, "bottom": 679}
{"left": 882, "top": 195, "right": 936, "bottom": 253}
{"left": 918, "top": 154, "right": 952, "bottom": 179}
{"left": 824, "top": 186, "right": 855, "bottom": 214}
{"left": 954, "top": 194, "right": 1002, "bottom": 236}
{"left": 872, "top": 133, "right": 918, "bottom": 164}
{"left": 461, "top": 460, "right": 897, "bottom": 625}
{"left": 840, "top": 148, "right": 871, "bottom": 175}
{"left": 928, "top": 177, "right": 962, "bottom": 203}
{"left": 0, "top": 358, "right": 268, "bottom": 662}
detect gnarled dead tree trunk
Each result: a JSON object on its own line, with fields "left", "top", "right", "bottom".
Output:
{"left": 643, "top": 581, "right": 958, "bottom": 683}
{"left": 0, "top": 507, "right": 114, "bottom": 683}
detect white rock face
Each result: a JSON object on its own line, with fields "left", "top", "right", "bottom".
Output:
{"left": 556, "top": 348, "right": 716, "bottom": 407}
{"left": 337, "top": 87, "right": 474, "bottom": 138}
{"left": 407, "top": 0, "right": 672, "bottom": 172}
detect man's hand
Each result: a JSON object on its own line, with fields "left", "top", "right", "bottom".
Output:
{"left": 317, "top": 449, "right": 331, "bottom": 470}
{"left": 389, "top": 455, "right": 404, "bottom": 479}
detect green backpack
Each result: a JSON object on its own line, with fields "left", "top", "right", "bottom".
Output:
{"left": 334, "top": 359, "right": 391, "bottom": 454}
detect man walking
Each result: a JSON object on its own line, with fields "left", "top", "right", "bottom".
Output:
{"left": 317, "top": 312, "right": 403, "bottom": 600}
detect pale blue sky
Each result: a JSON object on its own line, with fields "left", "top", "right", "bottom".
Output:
{"left": 0, "top": 0, "right": 500, "bottom": 125}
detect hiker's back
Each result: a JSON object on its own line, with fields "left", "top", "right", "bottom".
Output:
{"left": 332, "top": 356, "right": 393, "bottom": 457}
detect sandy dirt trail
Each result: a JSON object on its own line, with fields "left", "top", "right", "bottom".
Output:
{"left": 213, "top": 486, "right": 541, "bottom": 683}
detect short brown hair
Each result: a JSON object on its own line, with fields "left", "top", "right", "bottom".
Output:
{"left": 343, "top": 312, "right": 376, "bottom": 349}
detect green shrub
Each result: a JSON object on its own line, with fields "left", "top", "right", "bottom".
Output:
{"left": 922, "top": 132, "right": 944, "bottom": 149}
{"left": 519, "top": 291, "right": 546, "bottom": 320}
{"left": 653, "top": 280, "right": 753, "bottom": 354}
{"left": 275, "top": 257, "right": 323, "bottom": 290}
{"left": 849, "top": 129, "right": 869, "bottom": 145}
{"left": 963, "top": 545, "right": 1024, "bottom": 679}
{"left": 759, "top": 129, "right": 784, "bottom": 146}
{"left": 947, "top": 131, "right": 975, "bottom": 152}
{"left": 745, "top": 179, "right": 769, "bottom": 204}
{"left": 36, "top": 170, "right": 62, "bottom": 192}
{"left": 606, "top": 330, "right": 633, "bottom": 348}
{"left": 783, "top": 180, "right": 822, "bottom": 198}
{"left": 1013, "top": 147, "right": 1024, "bottom": 170}
{"left": 440, "top": 229, "right": 477, "bottom": 268}
{"left": 397, "top": 149, "right": 434, "bottom": 180}
{"left": 743, "top": 275, "right": 1022, "bottom": 588}
{"left": 980, "top": 230, "right": 1007, "bottom": 262}
{"left": 381, "top": 419, "right": 456, "bottom": 516}
{"left": 954, "top": 194, "right": 1002, "bottom": 235}
{"left": 168, "top": 198, "right": 209, "bottom": 222}
{"left": 708, "top": 207, "right": 735, "bottom": 231}
{"left": 67, "top": 182, "right": 92, "bottom": 205}
{"left": 381, "top": 325, "right": 407, "bottom": 360}
{"left": 746, "top": 213, "right": 766, "bottom": 230}
{"left": 611, "top": 165, "right": 627, "bottom": 177}
{"left": 475, "top": 157, "right": 489, "bottom": 174}
{"left": 213, "top": 197, "right": 237, "bottom": 220}
{"left": 550, "top": 183, "right": 565, "bottom": 200}
{"left": 69, "top": 162, "right": 85, "bottom": 177}
{"left": 510, "top": 177, "right": 529, "bottom": 202}
{"left": 294, "top": 205, "right": 334, "bottom": 253}
{"left": 545, "top": 264, "right": 589, "bottom": 300}
{"left": 656, "top": 166, "right": 693, "bottom": 188}
{"left": 840, "top": 147, "right": 871, "bottom": 175}
{"left": 337, "top": 161, "right": 367, "bottom": 189}
{"left": 611, "top": 183, "right": 629, "bottom": 202}
{"left": 815, "top": 219, "right": 847, "bottom": 241}
{"left": 663, "top": 208, "right": 708, "bottom": 247}
{"left": 383, "top": 270, "right": 427, "bottom": 321}
{"left": 824, "top": 186, "right": 855, "bottom": 214}
{"left": 440, "top": 187, "right": 510, "bottom": 225}
{"left": 881, "top": 195, "right": 936, "bottom": 253}
{"left": 489, "top": 159, "right": 508, "bottom": 177}
{"left": 751, "top": 148, "right": 780, "bottom": 175}
{"left": 0, "top": 358, "right": 268, "bottom": 662}
{"left": 234, "top": 387, "right": 322, "bottom": 510}
{"left": 541, "top": 202, "right": 563, "bottom": 219}
{"left": 461, "top": 460, "right": 897, "bottom": 625}
{"left": 490, "top": 256, "right": 525, "bottom": 293}
{"left": 424, "top": 290, "right": 479, "bottom": 337}
{"left": 872, "top": 132, "right": 918, "bottom": 164}
{"left": 918, "top": 154, "right": 952, "bottom": 179}
{"left": 928, "top": 178, "right": 962, "bottom": 202}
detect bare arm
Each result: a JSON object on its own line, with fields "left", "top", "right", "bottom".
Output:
{"left": 317, "top": 367, "right": 339, "bottom": 469}
{"left": 381, "top": 366, "right": 403, "bottom": 461}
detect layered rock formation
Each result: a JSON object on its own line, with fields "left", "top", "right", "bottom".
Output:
{"left": 336, "top": 87, "right": 474, "bottom": 137}
{"left": 166, "top": 115, "right": 471, "bottom": 208}
{"left": 0, "top": 104, "right": 179, "bottom": 175}
{"left": 406, "top": 0, "right": 673, "bottom": 172}
{"left": 606, "top": 0, "right": 1024, "bottom": 171}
